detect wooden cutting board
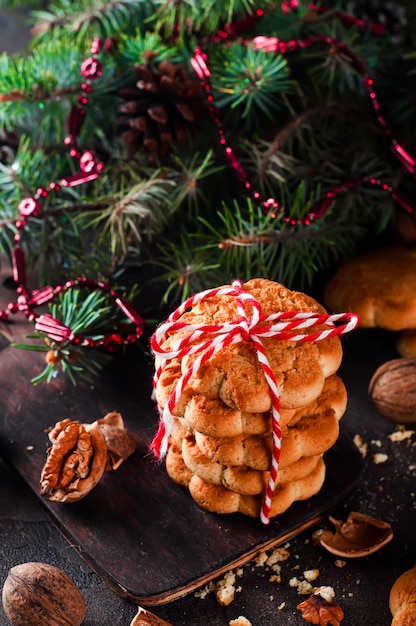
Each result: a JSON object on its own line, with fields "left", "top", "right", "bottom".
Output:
{"left": 0, "top": 282, "right": 363, "bottom": 606}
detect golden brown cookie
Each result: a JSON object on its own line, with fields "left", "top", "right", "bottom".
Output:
{"left": 181, "top": 433, "right": 322, "bottom": 495}
{"left": 178, "top": 373, "right": 346, "bottom": 438}
{"left": 187, "top": 458, "right": 326, "bottom": 518}
{"left": 153, "top": 359, "right": 192, "bottom": 416}
{"left": 179, "top": 395, "right": 272, "bottom": 439}
{"left": 389, "top": 565, "right": 416, "bottom": 626}
{"left": 396, "top": 329, "right": 416, "bottom": 358}
{"left": 155, "top": 278, "right": 343, "bottom": 413}
{"left": 324, "top": 245, "right": 416, "bottom": 330}
{"left": 193, "top": 385, "right": 343, "bottom": 471}
{"left": 165, "top": 440, "right": 194, "bottom": 488}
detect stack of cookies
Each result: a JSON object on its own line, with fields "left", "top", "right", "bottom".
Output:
{"left": 152, "top": 278, "right": 350, "bottom": 520}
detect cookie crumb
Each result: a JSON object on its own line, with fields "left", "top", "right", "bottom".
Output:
{"left": 229, "top": 617, "right": 252, "bottom": 626}
{"left": 269, "top": 573, "right": 282, "bottom": 583}
{"left": 216, "top": 571, "right": 238, "bottom": 606}
{"left": 254, "top": 551, "right": 268, "bottom": 567}
{"left": 389, "top": 429, "right": 414, "bottom": 442}
{"left": 289, "top": 577, "right": 315, "bottom": 595}
{"left": 194, "top": 581, "right": 215, "bottom": 599}
{"left": 304, "top": 569, "right": 319, "bottom": 582}
{"left": 266, "top": 547, "right": 290, "bottom": 565}
{"left": 353, "top": 434, "right": 368, "bottom": 457}
{"left": 373, "top": 453, "right": 388, "bottom": 464}
{"left": 315, "top": 586, "right": 335, "bottom": 602}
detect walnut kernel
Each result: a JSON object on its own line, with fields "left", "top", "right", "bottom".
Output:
{"left": 297, "top": 587, "right": 344, "bottom": 626}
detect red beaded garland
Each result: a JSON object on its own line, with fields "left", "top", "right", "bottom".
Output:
{"left": 0, "top": 38, "right": 145, "bottom": 351}
{"left": 192, "top": 9, "right": 416, "bottom": 223}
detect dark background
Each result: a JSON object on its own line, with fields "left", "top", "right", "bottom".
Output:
{"left": 1, "top": 326, "right": 415, "bottom": 626}
{"left": 0, "top": 11, "right": 415, "bottom": 625}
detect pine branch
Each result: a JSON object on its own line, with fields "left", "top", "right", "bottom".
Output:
{"left": 12, "top": 285, "right": 140, "bottom": 385}
{"left": 81, "top": 171, "right": 179, "bottom": 261}
{"left": 152, "top": 233, "right": 221, "bottom": 304}
{"left": 150, "top": 0, "right": 274, "bottom": 39}
{"left": 30, "top": 0, "right": 154, "bottom": 41}
{"left": 257, "top": 106, "right": 322, "bottom": 178}
{"left": 210, "top": 42, "right": 293, "bottom": 133}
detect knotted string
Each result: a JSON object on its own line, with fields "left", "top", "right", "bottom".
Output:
{"left": 150, "top": 280, "right": 359, "bottom": 523}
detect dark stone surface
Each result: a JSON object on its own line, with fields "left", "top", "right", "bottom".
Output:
{"left": 0, "top": 328, "right": 415, "bottom": 625}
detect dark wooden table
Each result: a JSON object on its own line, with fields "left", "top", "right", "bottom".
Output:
{"left": 0, "top": 312, "right": 415, "bottom": 625}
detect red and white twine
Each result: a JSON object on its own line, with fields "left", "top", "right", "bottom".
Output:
{"left": 150, "top": 280, "right": 359, "bottom": 524}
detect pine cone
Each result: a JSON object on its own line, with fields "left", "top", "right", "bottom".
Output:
{"left": 116, "top": 60, "right": 205, "bottom": 159}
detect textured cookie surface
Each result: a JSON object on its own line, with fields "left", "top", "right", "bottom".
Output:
{"left": 179, "top": 373, "right": 346, "bottom": 438}
{"left": 180, "top": 434, "right": 322, "bottom": 495}
{"left": 194, "top": 404, "right": 340, "bottom": 470}
{"left": 156, "top": 278, "right": 343, "bottom": 412}
{"left": 324, "top": 245, "right": 416, "bottom": 330}
{"left": 187, "top": 458, "right": 326, "bottom": 518}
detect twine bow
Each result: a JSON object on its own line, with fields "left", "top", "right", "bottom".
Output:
{"left": 150, "top": 280, "right": 359, "bottom": 524}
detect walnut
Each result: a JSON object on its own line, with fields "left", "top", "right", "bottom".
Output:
{"left": 368, "top": 358, "right": 416, "bottom": 423}
{"left": 130, "top": 606, "right": 172, "bottom": 625}
{"left": 297, "top": 587, "right": 344, "bottom": 625}
{"left": 40, "top": 412, "right": 136, "bottom": 502}
{"left": 319, "top": 511, "right": 393, "bottom": 557}
{"left": 2, "top": 562, "right": 86, "bottom": 625}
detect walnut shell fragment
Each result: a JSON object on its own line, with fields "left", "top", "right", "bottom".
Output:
{"left": 369, "top": 358, "right": 416, "bottom": 423}
{"left": 40, "top": 412, "right": 136, "bottom": 503}
{"left": 319, "top": 511, "right": 393, "bottom": 557}
{"left": 2, "top": 562, "right": 86, "bottom": 626}
{"left": 297, "top": 586, "right": 344, "bottom": 626}
{"left": 95, "top": 411, "right": 137, "bottom": 470}
{"left": 130, "top": 606, "right": 173, "bottom": 625}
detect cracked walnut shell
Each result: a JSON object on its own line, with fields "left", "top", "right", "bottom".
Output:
{"left": 40, "top": 411, "right": 135, "bottom": 502}
{"left": 319, "top": 511, "right": 393, "bottom": 557}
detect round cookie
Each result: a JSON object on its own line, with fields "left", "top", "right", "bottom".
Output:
{"left": 181, "top": 433, "right": 322, "bottom": 495}
{"left": 180, "top": 394, "right": 272, "bottom": 439}
{"left": 166, "top": 440, "right": 194, "bottom": 488}
{"left": 187, "top": 458, "right": 326, "bottom": 518}
{"left": 324, "top": 245, "right": 416, "bottom": 330}
{"left": 155, "top": 278, "right": 343, "bottom": 413}
{"left": 177, "top": 373, "right": 345, "bottom": 440}
{"left": 194, "top": 406, "right": 340, "bottom": 470}
{"left": 396, "top": 329, "right": 416, "bottom": 358}
{"left": 182, "top": 329, "right": 342, "bottom": 412}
